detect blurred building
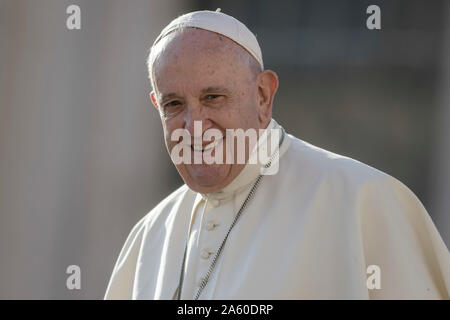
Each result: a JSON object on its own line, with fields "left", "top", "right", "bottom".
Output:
{"left": 0, "top": 0, "right": 448, "bottom": 298}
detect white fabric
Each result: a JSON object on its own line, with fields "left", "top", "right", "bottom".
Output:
{"left": 151, "top": 9, "right": 264, "bottom": 70}
{"left": 179, "top": 119, "right": 284, "bottom": 299}
{"left": 104, "top": 119, "right": 450, "bottom": 299}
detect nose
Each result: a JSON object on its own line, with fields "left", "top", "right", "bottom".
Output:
{"left": 184, "top": 103, "right": 214, "bottom": 140}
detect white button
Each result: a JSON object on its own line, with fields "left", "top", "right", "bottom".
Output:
{"left": 197, "top": 277, "right": 205, "bottom": 287}
{"left": 201, "top": 249, "right": 211, "bottom": 259}
{"left": 205, "top": 221, "right": 216, "bottom": 231}
{"left": 210, "top": 199, "right": 220, "bottom": 207}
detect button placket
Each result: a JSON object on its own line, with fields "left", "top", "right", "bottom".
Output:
{"left": 201, "top": 249, "right": 212, "bottom": 259}
{"left": 193, "top": 199, "right": 235, "bottom": 297}
{"left": 205, "top": 221, "right": 217, "bottom": 231}
{"left": 197, "top": 277, "right": 205, "bottom": 287}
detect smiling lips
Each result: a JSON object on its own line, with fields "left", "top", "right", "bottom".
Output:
{"left": 192, "top": 137, "right": 224, "bottom": 152}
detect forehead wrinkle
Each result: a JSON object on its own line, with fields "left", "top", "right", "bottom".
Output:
{"left": 154, "top": 28, "right": 228, "bottom": 63}
{"left": 151, "top": 27, "right": 258, "bottom": 85}
{"left": 201, "top": 86, "right": 230, "bottom": 93}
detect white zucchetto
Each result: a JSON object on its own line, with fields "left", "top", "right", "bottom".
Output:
{"left": 150, "top": 9, "right": 264, "bottom": 70}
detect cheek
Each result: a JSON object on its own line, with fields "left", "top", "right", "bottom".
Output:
{"left": 162, "top": 118, "right": 187, "bottom": 152}
{"left": 222, "top": 93, "right": 255, "bottom": 125}
{"left": 234, "top": 96, "right": 260, "bottom": 128}
{"left": 161, "top": 121, "right": 176, "bottom": 148}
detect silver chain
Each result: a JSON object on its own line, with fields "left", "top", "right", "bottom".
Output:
{"left": 176, "top": 127, "right": 285, "bottom": 300}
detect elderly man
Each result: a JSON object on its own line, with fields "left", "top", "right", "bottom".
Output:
{"left": 104, "top": 10, "right": 450, "bottom": 300}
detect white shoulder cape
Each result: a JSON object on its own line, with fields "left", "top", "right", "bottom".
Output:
{"left": 104, "top": 133, "right": 450, "bottom": 299}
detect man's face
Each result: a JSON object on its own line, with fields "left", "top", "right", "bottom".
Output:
{"left": 150, "top": 28, "right": 269, "bottom": 194}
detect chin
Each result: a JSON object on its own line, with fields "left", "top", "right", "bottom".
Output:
{"left": 181, "top": 163, "right": 232, "bottom": 193}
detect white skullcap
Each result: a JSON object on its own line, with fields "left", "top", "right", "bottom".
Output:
{"left": 151, "top": 8, "right": 264, "bottom": 70}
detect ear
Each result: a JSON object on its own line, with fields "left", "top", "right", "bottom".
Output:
{"left": 256, "top": 70, "right": 279, "bottom": 127}
{"left": 150, "top": 91, "right": 159, "bottom": 110}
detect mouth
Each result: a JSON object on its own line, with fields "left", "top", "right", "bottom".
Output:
{"left": 192, "top": 137, "right": 224, "bottom": 152}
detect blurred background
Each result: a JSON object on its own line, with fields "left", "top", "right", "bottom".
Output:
{"left": 0, "top": 0, "right": 449, "bottom": 299}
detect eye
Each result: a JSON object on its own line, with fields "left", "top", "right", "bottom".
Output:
{"left": 164, "top": 100, "right": 181, "bottom": 107}
{"left": 161, "top": 100, "right": 184, "bottom": 119}
{"left": 205, "top": 94, "right": 222, "bottom": 100}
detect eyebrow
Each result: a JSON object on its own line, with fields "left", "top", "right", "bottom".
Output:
{"left": 201, "top": 86, "right": 230, "bottom": 94}
{"left": 160, "top": 93, "right": 179, "bottom": 104}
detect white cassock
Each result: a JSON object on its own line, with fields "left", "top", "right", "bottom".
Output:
{"left": 104, "top": 119, "right": 450, "bottom": 299}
